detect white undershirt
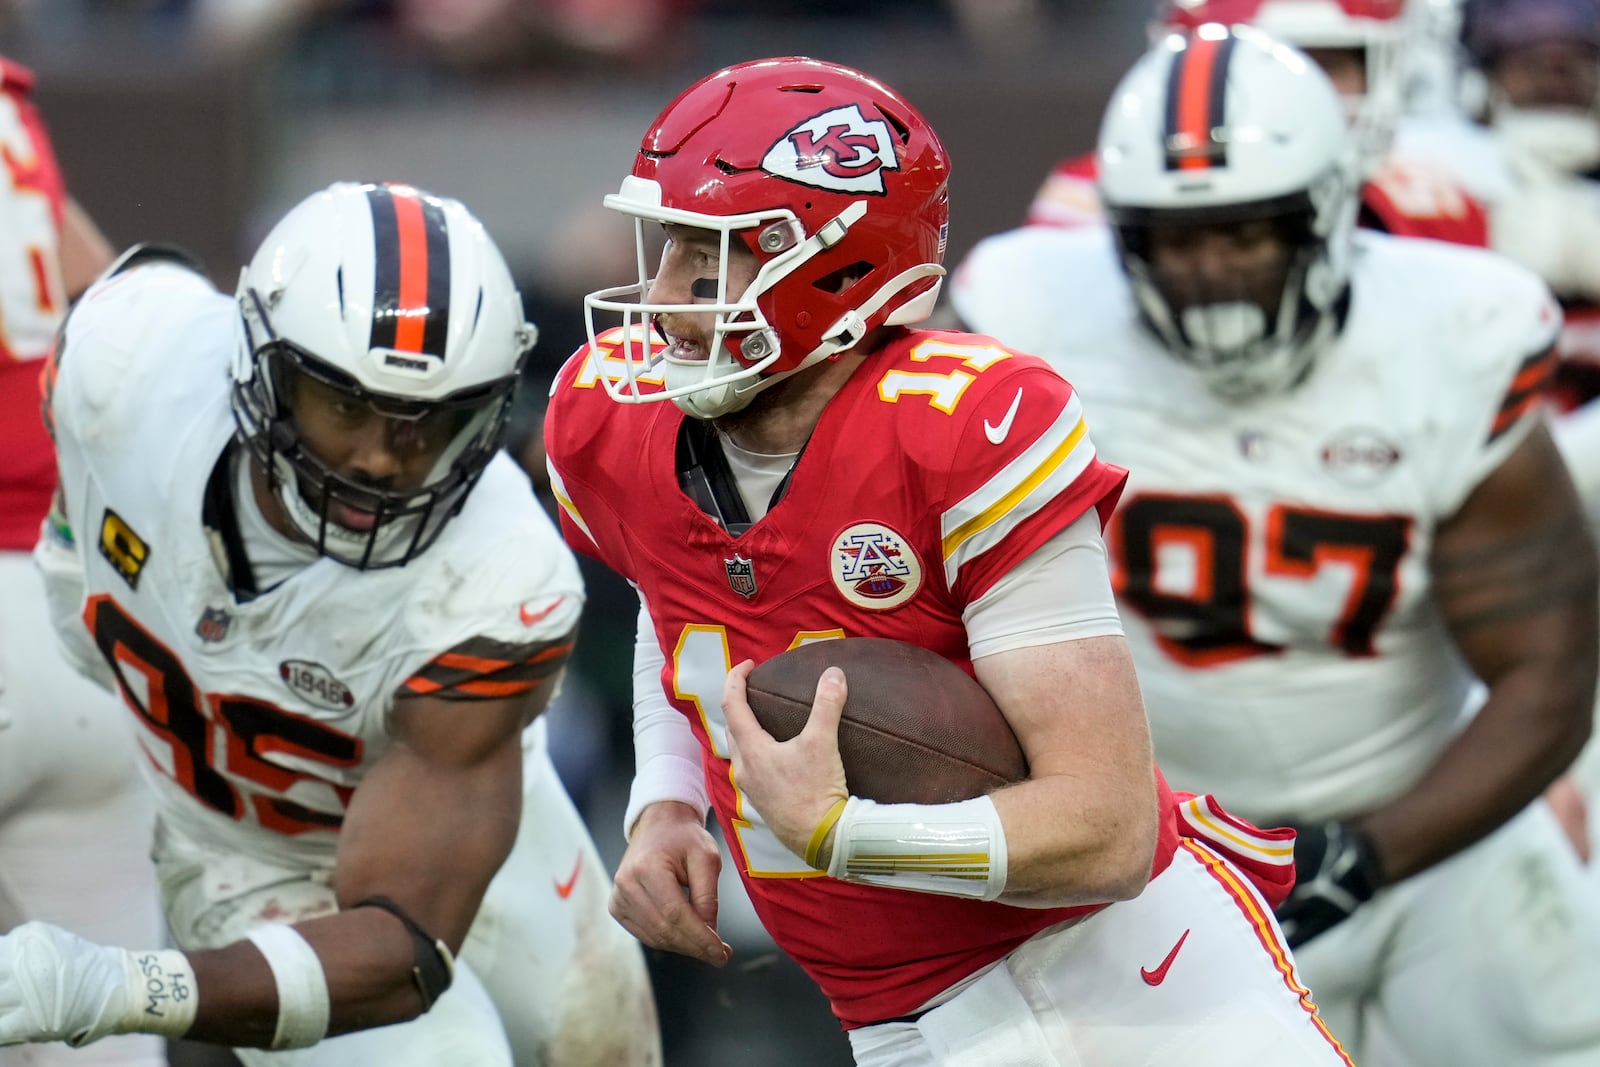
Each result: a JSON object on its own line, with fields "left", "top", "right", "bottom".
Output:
{"left": 719, "top": 432, "right": 800, "bottom": 521}
{"left": 232, "top": 451, "right": 319, "bottom": 589}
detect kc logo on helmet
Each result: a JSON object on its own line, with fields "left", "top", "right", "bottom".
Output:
{"left": 762, "top": 105, "right": 899, "bottom": 195}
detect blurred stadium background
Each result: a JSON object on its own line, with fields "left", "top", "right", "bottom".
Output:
{"left": 1, "top": 2, "right": 1148, "bottom": 1063}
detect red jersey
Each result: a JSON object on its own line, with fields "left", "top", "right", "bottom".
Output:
{"left": 0, "top": 57, "right": 68, "bottom": 550}
{"left": 546, "top": 326, "right": 1183, "bottom": 1027}
{"left": 1025, "top": 150, "right": 1489, "bottom": 246}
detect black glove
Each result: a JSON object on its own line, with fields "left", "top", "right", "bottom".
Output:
{"left": 1273, "top": 819, "right": 1384, "bottom": 949}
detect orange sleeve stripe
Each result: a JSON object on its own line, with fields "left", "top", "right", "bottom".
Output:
{"left": 1179, "top": 840, "right": 1357, "bottom": 1065}
{"left": 435, "top": 651, "right": 516, "bottom": 674}
{"left": 1511, "top": 352, "right": 1557, "bottom": 393}
{"left": 1490, "top": 392, "right": 1544, "bottom": 436}
{"left": 454, "top": 677, "right": 541, "bottom": 698}
{"left": 529, "top": 641, "right": 574, "bottom": 664}
{"left": 401, "top": 674, "right": 546, "bottom": 699}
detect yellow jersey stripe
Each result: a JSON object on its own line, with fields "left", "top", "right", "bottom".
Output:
{"left": 1182, "top": 798, "right": 1295, "bottom": 861}
{"left": 1181, "top": 840, "right": 1356, "bottom": 1065}
{"left": 942, "top": 415, "right": 1088, "bottom": 563}
{"left": 545, "top": 463, "right": 596, "bottom": 546}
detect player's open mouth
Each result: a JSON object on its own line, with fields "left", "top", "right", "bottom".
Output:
{"left": 331, "top": 501, "right": 379, "bottom": 532}
{"left": 664, "top": 337, "right": 708, "bottom": 363}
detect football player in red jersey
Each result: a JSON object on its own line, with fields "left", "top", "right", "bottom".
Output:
{"left": 0, "top": 55, "right": 167, "bottom": 1067}
{"left": 0, "top": 182, "right": 659, "bottom": 1065}
{"left": 544, "top": 55, "right": 1354, "bottom": 1065}
{"left": 1025, "top": 0, "right": 1491, "bottom": 246}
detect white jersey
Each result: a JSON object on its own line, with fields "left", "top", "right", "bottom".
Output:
{"left": 47, "top": 262, "right": 584, "bottom": 869}
{"left": 953, "top": 226, "right": 1559, "bottom": 822}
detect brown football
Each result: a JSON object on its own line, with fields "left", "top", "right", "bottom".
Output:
{"left": 744, "top": 638, "right": 1027, "bottom": 805}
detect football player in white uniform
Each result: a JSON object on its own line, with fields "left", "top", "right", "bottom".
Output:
{"left": 954, "top": 28, "right": 1600, "bottom": 1064}
{"left": 0, "top": 182, "right": 660, "bottom": 1066}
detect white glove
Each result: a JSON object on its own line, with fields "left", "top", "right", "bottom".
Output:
{"left": 0, "top": 922, "right": 197, "bottom": 1047}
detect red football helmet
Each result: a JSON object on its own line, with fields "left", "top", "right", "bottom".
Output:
{"left": 585, "top": 56, "right": 950, "bottom": 419}
{"left": 1158, "top": 0, "right": 1413, "bottom": 174}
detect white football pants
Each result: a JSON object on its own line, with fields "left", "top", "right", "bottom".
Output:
{"left": 847, "top": 842, "right": 1353, "bottom": 1067}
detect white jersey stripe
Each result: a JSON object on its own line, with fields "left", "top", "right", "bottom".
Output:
{"left": 941, "top": 398, "right": 1094, "bottom": 588}
{"left": 1179, "top": 795, "right": 1295, "bottom": 864}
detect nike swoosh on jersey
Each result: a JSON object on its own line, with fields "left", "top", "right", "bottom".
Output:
{"left": 519, "top": 596, "right": 566, "bottom": 627}
{"left": 983, "top": 388, "right": 1024, "bottom": 444}
{"left": 1140, "top": 928, "right": 1190, "bottom": 986}
{"left": 554, "top": 853, "right": 583, "bottom": 900}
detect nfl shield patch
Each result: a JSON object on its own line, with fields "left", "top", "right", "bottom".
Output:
{"left": 724, "top": 554, "right": 757, "bottom": 599}
{"left": 195, "top": 606, "right": 231, "bottom": 643}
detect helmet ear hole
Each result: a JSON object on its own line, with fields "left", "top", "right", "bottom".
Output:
{"left": 814, "top": 261, "right": 875, "bottom": 296}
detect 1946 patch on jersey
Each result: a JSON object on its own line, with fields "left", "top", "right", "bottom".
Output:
{"left": 280, "top": 660, "right": 355, "bottom": 709}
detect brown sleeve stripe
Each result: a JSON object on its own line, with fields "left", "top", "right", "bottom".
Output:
{"left": 399, "top": 634, "right": 574, "bottom": 702}
{"left": 1488, "top": 348, "right": 1558, "bottom": 444}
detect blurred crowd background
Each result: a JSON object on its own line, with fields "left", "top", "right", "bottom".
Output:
{"left": 0, "top": 2, "right": 1159, "bottom": 1064}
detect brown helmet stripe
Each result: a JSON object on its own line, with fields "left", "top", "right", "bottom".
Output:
{"left": 1164, "top": 32, "right": 1236, "bottom": 171}
{"left": 367, "top": 183, "right": 451, "bottom": 358}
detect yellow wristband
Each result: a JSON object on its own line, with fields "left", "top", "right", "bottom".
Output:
{"left": 804, "top": 797, "right": 850, "bottom": 870}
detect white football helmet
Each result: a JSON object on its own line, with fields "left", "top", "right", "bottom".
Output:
{"left": 232, "top": 181, "right": 536, "bottom": 568}
{"left": 1160, "top": 0, "right": 1416, "bottom": 176}
{"left": 1098, "top": 25, "right": 1361, "bottom": 398}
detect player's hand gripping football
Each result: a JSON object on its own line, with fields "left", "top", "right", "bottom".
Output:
{"left": 610, "top": 802, "right": 732, "bottom": 968}
{"left": 1274, "top": 820, "right": 1384, "bottom": 948}
{"left": 0, "top": 922, "right": 159, "bottom": 1047}
{"left": 723, "top": 660, "right": 850, "bottom": 870}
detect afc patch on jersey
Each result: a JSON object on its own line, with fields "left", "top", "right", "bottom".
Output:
{"left": 762, "top": 105, "right": 899, "bottom": 195}
{"left": 831, "top": 522, "right": 921, "bottom": 611}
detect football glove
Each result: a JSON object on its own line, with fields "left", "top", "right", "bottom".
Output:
{"left": 1274, "top": 819, "right": 1384, "bottom": 949}
{"left": 0, "top": 922, "right": 196, "bottom": 1047}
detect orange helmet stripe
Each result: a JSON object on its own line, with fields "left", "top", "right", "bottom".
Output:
{"left": 1165, "top": 31, "right": 1235, "bottom": 172}
{"left": 367, "top": 183, "right": 451, "bottom": 358}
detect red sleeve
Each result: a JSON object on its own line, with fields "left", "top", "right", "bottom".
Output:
{"left": 921, "top": 357, "right": 1126, "bottom": 605}
{"left": 542, "top": 343, "right": 638, "bottom": 577}
{"left": 1359, "top": 162, "right": 1489, "bottom": 247}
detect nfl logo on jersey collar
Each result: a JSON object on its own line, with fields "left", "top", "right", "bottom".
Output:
{"left": 725, "top": 554, "right": 757, "bottom": 599}
{"left": 195, "top": 606, "right": 231, "bottom": 643}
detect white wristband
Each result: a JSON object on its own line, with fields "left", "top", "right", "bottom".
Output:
{"left": 246, "top": 925, "right": 331, "bottom": 1050}
{"left": 108, "top": 949, "right": 198, "bottom": 1041}
{"left": 826, "top": 795, "right": 1009, "bottom": 901}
